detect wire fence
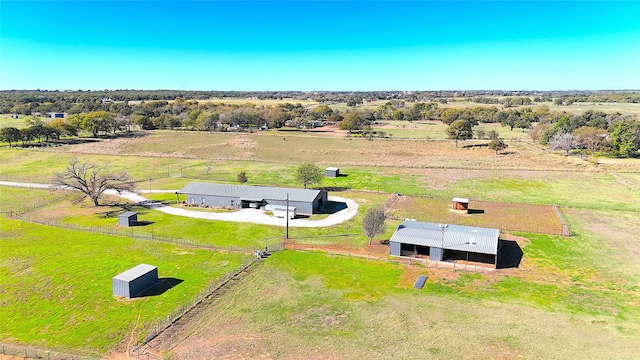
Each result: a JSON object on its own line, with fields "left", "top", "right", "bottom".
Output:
{"left": 128, "top": 252, "right": 281, "bottom": 358}
{"left": 5, "top": 213, "right": 284, "bottom": 254}
{"left": 287, "top": 244, "right": 497, "bottom": 274}
{"left": 0, "top": 343, "right": 97, "bottom": 360}
{"left": 553, "top": 204, "right": 571, "bottom": 236}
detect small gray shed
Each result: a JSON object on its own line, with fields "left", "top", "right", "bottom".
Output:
{"left": 325, "top": 167, "right": 340, "bottom": 178}
{"left": 112, "top": 264, "right": 158, "bottom": 299}
{"left": 118, "top": 211, "right": 137, "bottom": 227}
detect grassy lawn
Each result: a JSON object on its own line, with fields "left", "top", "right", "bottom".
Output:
{"left": 18, "top": 190, "right": 394, "bottom": 250}
{"left": 0, "top": 187, "right": 68, "bottom": 214}
{"left": 159, "top": 251, "right": 640, "bottom": 360}
{"left": 0, "top": 218, "right": 247, "bottom": 354}
{"left": 372, "top": 120, "right": 531, "bottom": 140}
{"left": 448, "top": 173, "right": 640, "bottom": 211}
{"left": 0, "top": 114, "right": 48, "bottom": 129}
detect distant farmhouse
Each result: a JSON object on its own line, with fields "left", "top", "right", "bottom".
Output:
{"left": 389, "top": 220, "right": 500, "bottom": 267}
{"left": 47, "top": 112, "right": 64, "bottom": 119}
{"left": 177, "top": 182, "right": 327, "bottom": 215}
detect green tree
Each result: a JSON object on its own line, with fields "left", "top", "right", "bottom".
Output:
{"left": 295, "top": 163, "right": 323, "bottom": 189}
{"left": 237, "top": 171, "right": 248, "bottom": 184}
{"left": 338, "top": 112, "right": 365, "bottom": 133}
{"left": 82, "top": 111, "right": 114, "bottom": 136}
{"left": 362, "top": 205, "right": 387, "bottom": 245}
{"left": 609, "top": 119, "right": 640, "bottom": 157}
{"left": 0, "top": 127, "right": 21, "bottom": 146}
{"left": 488, "top": 139, "right": 508, "bottom": 155}
{"left": 446, "top": 120, "right": 474, "bottom": 147}
{"left": 501, "top": 113, "right": 519, "bottom": 131}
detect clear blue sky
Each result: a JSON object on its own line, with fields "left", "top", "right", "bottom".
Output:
{"left": 1, "top": 1, "right": 639, "bottom": 91}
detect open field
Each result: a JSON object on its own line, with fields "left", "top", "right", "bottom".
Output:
{"left": 0, "top": 115, "right": 28, "bottom": 129}
{"left": 388, "top": 196, "right": 564, "bottom": 235}
{"left": 1, "top": 121, "right": 639, "bottom": 357}
{"left": 193, "top": 98, "right": 319, "bottom": 106}
{"left": 372, "top": 120, "right": 531, "bottom": 140}
{"left": 0, "top": 218, "right": 246, "bottom": 354}
{"left": 152, "top": 251, "right": 640, "bottom": 360}
{"left": 0, "top": 186, "right": 68, "bottom": 214}
{"left": 7, "top": 187, "right": 392, "bottom": 249}
{"left": 1, "top": 132, "right": 638, "bottom": 211}
{"left": 409, "top": 100, "right": 640, "bottom": 116}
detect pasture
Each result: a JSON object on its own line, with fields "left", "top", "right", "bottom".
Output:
{"left": 151, "top": 251, "right": 640, "bottom": 360}
{"left": 0, "top": 218, "right": 246, "bottom": 354}
{"left": 1, "top": 110, "right": 639, "bottom": 357}
{"left": 387, "top": 196, "right": 564, "bottom": 235}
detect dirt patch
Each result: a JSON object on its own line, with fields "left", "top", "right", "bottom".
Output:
{"left": 389, "top": 196, "right": 564, "bottom": 235}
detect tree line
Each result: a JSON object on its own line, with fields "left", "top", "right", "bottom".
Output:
{"left": 2, "top": 95, "right": 638, "bottom": 157}
{"left": 2, "top": 90, "right": 639, "bottom": 115}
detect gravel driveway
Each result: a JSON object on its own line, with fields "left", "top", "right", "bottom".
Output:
{"left": 0, "top": 181, "right": 358, "bottom": 228}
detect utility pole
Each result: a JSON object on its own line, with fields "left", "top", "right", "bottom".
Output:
{"left": 285, "top": 193, "right": 289, "bottom": 240}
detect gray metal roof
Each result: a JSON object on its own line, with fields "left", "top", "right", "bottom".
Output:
{"left": 390, "top": 221, "right": 499, "bottom": 255}
{"left": 177, "top": 182, "right": 324, "bottom": 203}
{"left": 119, "top": 211, "right": 137, "bottom": 218}
{"left": 113, "top": 264, "right": 157, "bottom": 282}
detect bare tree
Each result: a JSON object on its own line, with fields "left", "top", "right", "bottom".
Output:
{"left": 53, "top": 158, "right": 134, "bottom": 206}
{"left": 362, "top": 205, "right": 387, "bottom": 245}
{"left": 550, "top": 132, "right": 577, "bottom": 156}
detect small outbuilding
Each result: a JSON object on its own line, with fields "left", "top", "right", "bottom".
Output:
{"left": 389, "top": 220, "right": 500, "bottom": 267}
{"left": 452, "top": 197, "right": 469, "bottom": 211}
{"left": 48, "top": 112, "right": 64, "bottom": 119}
{"left": 325, "top": 167, "right": 340, "bottom": 178}
{"left": 112, "top": 264, "right": 158, "bottom": 299}
{"left": 118, "top": 211, "right": 138, "bottom": 227}
{"left": 265, "top": 204, "right": 296, "bottom": 219}
{"left": 11, "top": 114, "right": 19, "bottom": 119}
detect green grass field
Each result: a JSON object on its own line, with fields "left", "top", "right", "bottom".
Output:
{"left": 158, "top": 251, "right": 640, "bottom": 359}
{"left": 2, "top": 109, "right": 640, "bottom": 357}
{"left": 371, "top": 120, "right": 531, "bottom": 140}
{"left": 0, "top": 114, "right": 44, "bottom": 129}
{"left": 11, "top": 187, "right": 392, "bottom": 250}
{"left": 0, "top": 218, "right": 247, "bottom": 354}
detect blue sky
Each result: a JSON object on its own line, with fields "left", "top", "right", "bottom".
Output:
{"left": 1, "top": 1, "right": 639, "bottom": 91}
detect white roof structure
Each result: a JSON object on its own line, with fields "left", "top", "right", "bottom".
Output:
{"left": 113, "top": 264, "right": 157, "bottom": 282}
{"left": 452, "top": 197, "right": 469, "bottom": 203}
{"left": 325, "top": 167, "right": 339, "bottom": 171}
{"left": 390, "top": 220, "right": 499, "bottom": 255}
